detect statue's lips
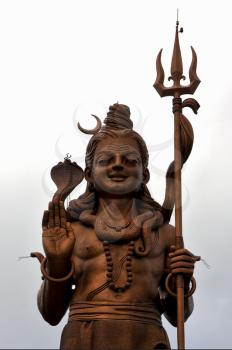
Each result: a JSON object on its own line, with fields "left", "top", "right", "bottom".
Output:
{"left": 108, "top": 174, "right": 128, "bottom": 182}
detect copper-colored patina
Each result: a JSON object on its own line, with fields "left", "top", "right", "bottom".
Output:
{"left": 32, "top": 19, "right": 200, "bottom": 350}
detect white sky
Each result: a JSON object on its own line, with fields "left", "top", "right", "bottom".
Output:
{"left": 0, "top": 0, "right": 232, "bottom": 348}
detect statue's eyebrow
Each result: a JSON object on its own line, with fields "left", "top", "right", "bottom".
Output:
{"left": 95, "top": 150, "right": 141, "bottom": 161}
{"left": 95, "top": 152, "right": 114, "bottom": 161}
{"left": 123, "top": 151, "right": 140, "bottom": 157}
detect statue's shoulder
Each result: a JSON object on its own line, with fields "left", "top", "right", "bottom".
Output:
{"left": 158, "top": 223, "right": 175, "bottom": 248}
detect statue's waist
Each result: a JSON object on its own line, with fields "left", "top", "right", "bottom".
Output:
{"left": 68, "top": 301, "right": 161, "bottom": 325}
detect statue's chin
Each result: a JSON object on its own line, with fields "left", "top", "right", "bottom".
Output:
{"left": 97, "top": 182, "right": 141, "bottom": 197}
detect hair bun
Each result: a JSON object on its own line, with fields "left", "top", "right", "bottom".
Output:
{"left": 103, "top": 103, "right": 133, "bottom": 130}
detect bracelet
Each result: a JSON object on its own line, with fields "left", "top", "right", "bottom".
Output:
{"left": 41, "top": 257, "right": 75, "bottom": 283}
{"left": 165, "top": 273, "right": 196, "bottom": 298}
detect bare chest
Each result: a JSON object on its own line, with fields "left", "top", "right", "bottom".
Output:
{"left": 71, "top": 222, "right": 167, "bottom": 276}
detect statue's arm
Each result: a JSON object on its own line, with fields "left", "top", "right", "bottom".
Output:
{"left": 159, "top": 224, "right": 195, "bottom": 327}
{"left": 37, "top": 260, "right": 74, "bottom": 326}
{"left": 37, "top": 201, "right": 76, "bottom": 325}
{"left": 159, "top": 282, "right": 194, "bottom": 327}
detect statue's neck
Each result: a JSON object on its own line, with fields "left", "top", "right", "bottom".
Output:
{"left": 97, "top": 196, "right": 137, "bottom": 223}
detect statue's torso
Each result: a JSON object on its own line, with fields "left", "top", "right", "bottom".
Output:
{"left": 70, "top": 220, "right": 174, "bottom": 304}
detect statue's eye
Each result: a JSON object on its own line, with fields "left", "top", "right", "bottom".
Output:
{"left": 126, "top": 158, "right": 138, "bottom": 165}
{"left": 98, "top": 159, "right": 110, "bottom": 166}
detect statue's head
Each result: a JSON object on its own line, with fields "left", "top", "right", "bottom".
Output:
{"left": 68, "top": 103, "right": 161, "bottom": 220}
{"left": 83, "top": 104, "right": 150, "bottom": 197}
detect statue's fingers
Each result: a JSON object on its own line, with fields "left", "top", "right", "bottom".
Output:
{"left": 169, "top": 248, "right": 194, "bottom": 258}
{"left": 171, "top": 267, "right": 193, "bottom": 275}
{"left": 54, "top": 204, "right": 60, "bottom": 227}
{"left": 48, "top": 202, "right": 55, "bottom": 228}
{"left": 170, "top": 261, "right": 194, "bottom": 270}
{"left": 60, "top": 218, "right": 66, "bottom": 229}
{"left": 42, "top": 210, "right": 49, "bottom": 229}
{"left": 170, "top": 255, "right": 195, "bottom": 264}
{"left": 59, "top": 201, "right": 67, "bottom": 229}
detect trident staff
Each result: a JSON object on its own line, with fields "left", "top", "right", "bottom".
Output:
{"left": 154, "top": 16, "right": 201, "bottom": 350}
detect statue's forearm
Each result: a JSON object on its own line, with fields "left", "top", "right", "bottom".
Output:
{"left": 37, "top": 279, "right": 73, "bottom": 325}
{"left": 37, "top": 259, "right": 74, "bottom": 326}
{"left": 163, "top": 294, "right": 194, "bottom": 327}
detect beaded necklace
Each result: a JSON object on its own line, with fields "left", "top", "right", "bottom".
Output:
{"left": 103, "top": 240, "right": 135, "bottom": 293}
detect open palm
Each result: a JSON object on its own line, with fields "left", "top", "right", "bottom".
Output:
{"left": 42, "top": 201, "right": 75, "bottom": 263}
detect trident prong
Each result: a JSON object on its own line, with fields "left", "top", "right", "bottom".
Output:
{"left": 154, "top": 22, "right": 200, "bottom": 97}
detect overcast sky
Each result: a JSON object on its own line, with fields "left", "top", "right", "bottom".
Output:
{"left": 0, "top": 0, "right": 232, "bottom": 349}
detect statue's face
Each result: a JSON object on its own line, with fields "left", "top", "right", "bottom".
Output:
{"left": 87, "top": 136, "right": 147, "bottom": 196}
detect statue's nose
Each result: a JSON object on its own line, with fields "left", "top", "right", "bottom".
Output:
{"left": 112, "top": 155, "right": 124, "bottom": 171}
{"left": 112, "top": 164, "right": 124, "bottom": 171}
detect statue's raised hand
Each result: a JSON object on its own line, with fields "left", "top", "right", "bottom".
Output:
{"left": 42, "top": 201, "right": 75, "bottom": 265}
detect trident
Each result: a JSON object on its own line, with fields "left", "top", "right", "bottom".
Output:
{"left": 154, "top": 13, "right": 200, "bottom": 350}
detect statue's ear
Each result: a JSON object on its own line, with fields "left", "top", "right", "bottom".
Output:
{"left": 143, "top": 168, "right": 150, "bottom": 184}
{"left": 85, "top": 167, "right": 93, "bottom": 183}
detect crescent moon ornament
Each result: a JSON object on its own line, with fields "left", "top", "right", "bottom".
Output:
{"left": 77, "top": 114, "right": 102, "bottom": 135}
